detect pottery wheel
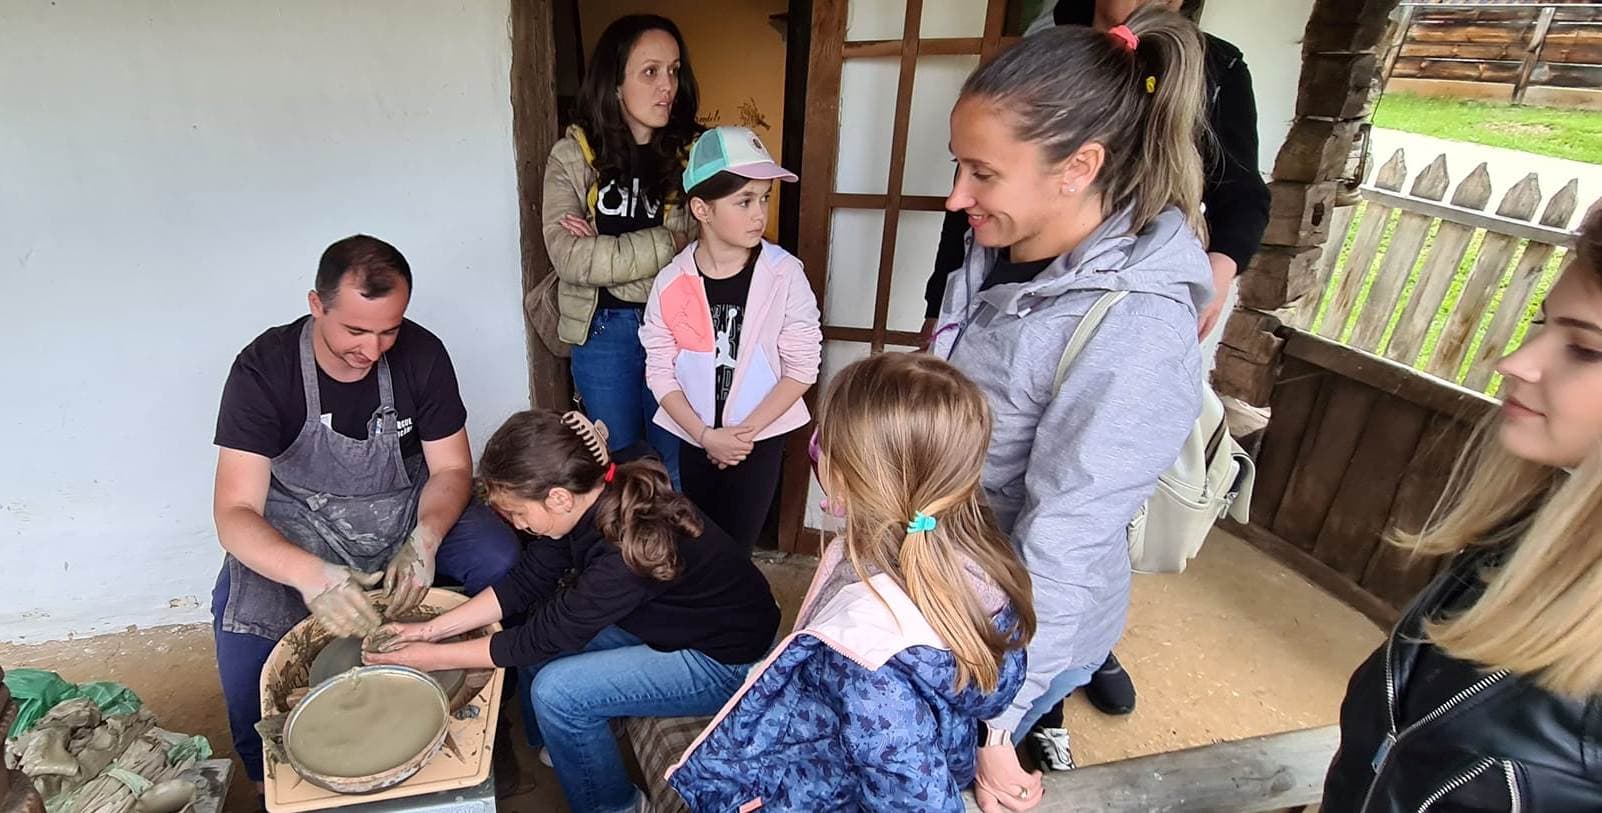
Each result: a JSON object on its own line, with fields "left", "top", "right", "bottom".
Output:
{"left": 309, "top": 637, "right": 465, "bottom": 698}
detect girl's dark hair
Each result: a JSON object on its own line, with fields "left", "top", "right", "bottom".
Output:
{"left": 576, "top": 15, "right": 703, "bottom": 205}
{"left": 686, "top": 171, "right": 752, "bottom": 204}
{"left": 478, "top": 410, "right": 701, "bottom": 581}
{"left": 963, "top": 5, "right": 1208, "bottom": 238}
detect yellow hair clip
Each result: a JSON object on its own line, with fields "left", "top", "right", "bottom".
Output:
{"left": 1145, "top": 75, "right": 1157, "bottom": 94}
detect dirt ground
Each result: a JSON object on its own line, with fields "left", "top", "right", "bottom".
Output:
{"left": 0, "top": 530, "right": 1381, "bottom": 811}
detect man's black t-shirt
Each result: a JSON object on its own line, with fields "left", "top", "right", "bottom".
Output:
{"left": 699, "top": 248, "right": 758, "bottom": 428}
{"left": 214, "top": 316, "right": 467, "bottom": 462}
{"left": 594, "top": 142, "right": 666, "bottom": 311}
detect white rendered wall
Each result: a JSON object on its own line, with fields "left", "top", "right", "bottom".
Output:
{"left": 0, "top": 0, "right": 527, "bottom": 641}
{"left": 1201, "top": 0, "right": 1322, "bottom": 171}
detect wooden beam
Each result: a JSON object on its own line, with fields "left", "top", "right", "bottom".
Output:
{"left": 1295, "top": 52, "right": 1381, "bottom": 120}
{"left": 962, "top": 726, "right": 1341, "bottom": 813}
{"left": 844, "top": 37, "right": 980, "bottom": 59}
{"left": 868, "top": 0, "right": 924, "bottom": 352}
{"left": 1281, "top": 330, "right": 1498, "bottom": 424}
{"left": 1241, "top": 245, "right": 1323, "bottom": 311}
{"left": 1272, "top": 119, "right": 1364, "bottom": 186}
{"left": 823, "top": 325, "right": 924, "bottom": 346}
{"left": 1360, "top": 186, "right": 1575, "bottom": 247}
{"left": 781, "top": 0, "right": 848, "bottom": 555}
{"left": 509, "top": 0, "right": 570, "bottom": 410}
{"left": 1514, "top": 6, "right": 1558, "bottom": 104}
{"left": 830, "top": 193, "right": 948, "bottom": 211}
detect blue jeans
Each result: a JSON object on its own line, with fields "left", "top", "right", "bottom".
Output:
{"left": 570, "top": 308, "right": 680, "bottom": 486}
{"left": 211, "top": 499, "right": 520, "bottom": 782}
{"left": 520, "top": 626, "right": 751, "bottom": 813}
{"left": 1011, "top": 658, "right": 1105, "bottom": 745}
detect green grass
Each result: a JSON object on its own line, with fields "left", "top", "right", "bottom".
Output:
{"left": 1372, "top": 92, "right": 1602, "bottom": 164}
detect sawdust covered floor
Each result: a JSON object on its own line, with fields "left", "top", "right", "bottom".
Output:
{"left": 0, "top": 530, "right": 1381, "bottom": 812}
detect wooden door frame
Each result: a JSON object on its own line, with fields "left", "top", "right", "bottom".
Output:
{"left": 510, "top": 0, "right": 572, "bottom": 411}
{"left": 776, "top": 0, "right": 1010, "bottom": 554}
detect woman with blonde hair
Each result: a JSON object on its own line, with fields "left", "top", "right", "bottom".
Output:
{"left": 666, "top": 352, "right": 1036, "bottom": 811}
{"left": 1321, "top": 210, "right": 1602, "bottom": 810}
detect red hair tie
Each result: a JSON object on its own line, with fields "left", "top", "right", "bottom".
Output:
{"left": 603, "top": 463, "right": 617, "bottom": 483}
{"left": 1108, "top": 24, "right": 1138, "bottom": 52}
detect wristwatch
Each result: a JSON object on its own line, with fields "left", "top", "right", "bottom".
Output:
{"left": 981, "top": 722, "right": 1013, "bottom": 748}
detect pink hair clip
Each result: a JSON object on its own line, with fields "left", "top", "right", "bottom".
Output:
{"left": 1108, "top": 24, "right": 1138, "bottom": 52}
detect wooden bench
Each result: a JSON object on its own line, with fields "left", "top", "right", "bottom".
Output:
{"left": 962, "top": 726, "right": 1336, "bottom": 813}
{"left": 625, "top": 718, "right": 1336, "bottom": 813}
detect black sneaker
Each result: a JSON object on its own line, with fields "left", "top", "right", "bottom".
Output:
{"left": 1085, "top": 652, "right": 1136, "bottom": 715}
{"left": 1025, "top": 725, "right": 1075, "bottom": 772}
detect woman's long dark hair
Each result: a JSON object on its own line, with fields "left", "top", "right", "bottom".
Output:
{"left": 576, "top": 15, "right": 702, "bottom": 205}
{"left": 479, "top": 410, "right": 700, "bottom": 581}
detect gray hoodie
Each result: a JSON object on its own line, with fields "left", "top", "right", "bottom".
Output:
{"left": 931, "top": 206, "right": 1210, "bottom": 732}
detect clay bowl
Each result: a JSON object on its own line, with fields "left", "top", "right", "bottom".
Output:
{"left": 281, "top": 665, "right": 449, "bottom": 795}
{"left": 261, "top": 588, "right": 495, "bottom": 717}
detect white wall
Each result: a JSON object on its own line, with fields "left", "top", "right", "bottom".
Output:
{"left": 0, "top": 0, "right": 528, "bottom": 642}
{"left": 1202, "top": 0, "right": 1321, "bottom": 171}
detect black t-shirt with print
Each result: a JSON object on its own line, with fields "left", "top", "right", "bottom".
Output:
{"left": 594, "top": 142, "right": 666, "bottom": 311}
{"left": 214, "top": 316, "right": 467, "bottom": 462}
{"left": 698, "top": 248, "right": 759, "bottom": 427}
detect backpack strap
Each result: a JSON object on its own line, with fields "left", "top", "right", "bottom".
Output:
{"left": 1053, "top": 290, "right": 1131, "bottom": 392}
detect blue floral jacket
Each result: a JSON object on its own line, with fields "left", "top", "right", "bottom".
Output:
{"left": 667, "top": 542, "right": 1027, "bottom": 812}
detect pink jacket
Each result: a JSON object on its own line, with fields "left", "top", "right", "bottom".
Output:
{"left": 640, "top": 240, "right": 822, "bottom": 444}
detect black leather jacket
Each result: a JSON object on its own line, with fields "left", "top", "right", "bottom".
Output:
{"left": 1323, "top": 546, "right": 1602, "bottom": 811}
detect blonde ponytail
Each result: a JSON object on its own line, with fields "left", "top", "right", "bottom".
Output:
{"left": 820, "top": 354, "right": 1036, "bottom": 693}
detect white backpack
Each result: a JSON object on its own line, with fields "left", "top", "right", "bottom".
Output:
{"left": 1053, "top": 291, "right": 1256, "bottom": 574}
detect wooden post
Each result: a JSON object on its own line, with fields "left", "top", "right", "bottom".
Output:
{"left": 510, "top": 0, "right": 571, "bottom": 410}
{"left": 1383, "top": 162, "right": 1492, "bottom": 365}
{"left": 1513, "top": 6, "right": 1557, "bottom": 105}
{"left": 1463, "top": 181, "right": 1583, "bottom": 390}
{"left": 1425, "top": 173, "right": 1542, "bottom": 380}
{"left": 1349, "top": 154, "right": 1451, "bottom": 352}
{"left": 961, "top": 726, "right": 1339, "bottom": 813}
{"left": 1318, "top": 149, "right": 1407, "bottom": 340}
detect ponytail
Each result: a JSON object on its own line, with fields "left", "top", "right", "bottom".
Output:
{"left": 961, "top": 5, "right": 1208, "bottom": 238}
{"left": 1125, "top": 7, "right": 1208, "bottom": 238}
{"left": 478, "top": 410, "right": 700, "bottom": 582}
{"left": 897, "top": 500, "right": 1027, "bottom": 693}
{"left": 821, "top": 353, "right": 1037, "bottom": 694}
{"left": 594, "top": 459, "right": 700, "bottom": 581}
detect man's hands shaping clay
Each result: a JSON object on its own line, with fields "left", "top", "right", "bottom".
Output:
{"left": 382, "top": 527, "right": 440, "bottom": 617}
{"left": 297, "top": 561, "right": 383, "bottom": 637}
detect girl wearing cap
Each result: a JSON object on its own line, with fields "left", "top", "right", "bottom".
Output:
{"left": 542, "top": 14, "right": 703, "bottom": 481}
{"left": 639, "top": 126, "right": 822, "bottom": 550}
{"left": 364, "top": 410, "right": 780, "bottom": 813}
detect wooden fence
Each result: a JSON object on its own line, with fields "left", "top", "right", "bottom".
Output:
{"left": 1291, "top": 146, "right": 1592, "bottom": 395}
{"left": 1225, "top": 329, "right": 1498, "bottom": 627}
{"left": 1391, "top": 1, "right": 1602, "bottom": 103}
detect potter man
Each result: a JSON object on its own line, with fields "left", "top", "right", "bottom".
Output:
{"left": 209, "top": 235, "right": 518, "bottom": 784}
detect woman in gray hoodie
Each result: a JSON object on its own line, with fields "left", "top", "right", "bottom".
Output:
{"left": 927, "top": 8, "right": 1213, "bottom": 811}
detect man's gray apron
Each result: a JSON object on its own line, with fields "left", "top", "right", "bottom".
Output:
{"left": 219, "top": 319, "right": 428, "bottom": 639}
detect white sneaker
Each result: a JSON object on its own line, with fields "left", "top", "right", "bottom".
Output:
{"left": 538, "top": 747, "right": 553, "bottom": 767}
{"left": 1025, "top": 726, "right": 1075, "bottom": 772}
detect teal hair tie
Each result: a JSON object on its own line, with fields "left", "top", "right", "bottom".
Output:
{"left": 907, "top": 513, "right": 937, "bottom": 534}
